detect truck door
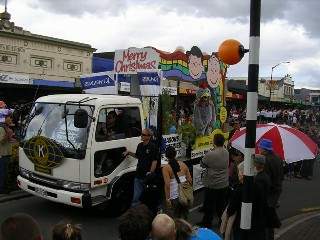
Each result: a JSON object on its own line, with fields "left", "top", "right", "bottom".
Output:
{"left": 90, "top": 105, "right": 142, "bottom": 188}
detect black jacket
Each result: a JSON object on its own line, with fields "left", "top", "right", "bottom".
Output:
{"left": 264, "top": 152, "right": 283, "bottom": 206}
{"left": 227, "top": 183, "right": 242, "bottom": 230}
{"left": 251, "top": 171, "right": 271, "bottom": 229}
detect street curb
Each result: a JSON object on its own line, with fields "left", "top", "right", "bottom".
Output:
{"left": 275, "top": 210, "right": 320, "bottom": 239}
{"left": 0, "top": 191, "right": 32, "bottom": 204}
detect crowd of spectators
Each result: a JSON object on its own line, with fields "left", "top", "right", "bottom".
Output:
{"left": 229, "top": 106, "right": 320, "bottom": 128}
{"left": 0, "top": 207, "right": 222, "bottom": 240}
{"left": 0, "top": 213, "right": 82, "bottom": 240}
{"left": 229, "top": 105, "right": 320, "bottom": 181}
{"left": 1, "top": 100, "right": 319, "bottom": 240}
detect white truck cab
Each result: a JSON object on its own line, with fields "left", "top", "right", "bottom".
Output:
{"left": 18, "top": 94, "right": 146, "bottom": 213}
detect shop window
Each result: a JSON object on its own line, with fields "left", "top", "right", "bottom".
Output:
{"left": 95, "top": 107, "right": 142, "bottom": 142}
{"left": 31, "top": 56, "right": 52, "bottom": 68}
{"left": 63, "top": 61, "right": 82, "bottom": 72}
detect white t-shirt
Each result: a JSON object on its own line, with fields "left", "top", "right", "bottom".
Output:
{"left": 293, "top": 116, "right": 297, "bottom": 124}
{"left": 272, "top": 111, "right": 278, "bottom": 118}
{"left": 267, "top": 111, "right": 273, "bottom": 119}
{"left": 169, "top": 175, "right": 187, "bottom": 200}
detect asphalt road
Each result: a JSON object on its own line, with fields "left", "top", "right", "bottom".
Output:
{"left": 0, "top": 160, "right": 319, "bottom": 240}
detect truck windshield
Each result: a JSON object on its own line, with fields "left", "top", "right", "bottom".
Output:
{"left": 23, "top": 102, "right": 94, "bottom": 158}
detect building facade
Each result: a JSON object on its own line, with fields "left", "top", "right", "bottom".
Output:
{"left": 229, "top": 75, "right": 295, "bottom": 103}
{"left": 295, "top": 88, "right": 320, "bottom": 107}
{"left": 258, "top": 74, "right": 294, "bottom": 102}
{"left": 0, "top": 9, "right": 96, "bottom": 104}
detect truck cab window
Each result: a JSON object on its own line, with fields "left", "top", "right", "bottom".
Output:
{"left": 95, "top": 107, "right": 142, "bottom": 142}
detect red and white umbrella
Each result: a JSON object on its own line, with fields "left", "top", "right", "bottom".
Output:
{"left": 230, "top": 123, "right": 318, "bottom": 163}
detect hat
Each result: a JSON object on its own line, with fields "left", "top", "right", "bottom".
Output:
{"left": 258, "top": 138, "right": 273, "bottom": 151}
{"left": 253, "top": 154, "right": 266, "bottom": 165}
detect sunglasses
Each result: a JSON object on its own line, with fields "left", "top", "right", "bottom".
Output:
{"left": 141, "top": 133, "right": 150, "bottom": 137}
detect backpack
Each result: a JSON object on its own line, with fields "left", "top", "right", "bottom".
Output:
{"left": 169, "top": 162, "right": 194, "bottom": 208}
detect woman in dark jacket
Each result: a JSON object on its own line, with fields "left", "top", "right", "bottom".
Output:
{"left": 226, "top": 162, "right": 244, "bottom": 240}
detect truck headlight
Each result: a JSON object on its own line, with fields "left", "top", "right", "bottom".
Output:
{"left": 19, "top": 167, "right": 31, "bottom": 179}
{"left": 61, "top": 181, "right": 90, "bottom": 191}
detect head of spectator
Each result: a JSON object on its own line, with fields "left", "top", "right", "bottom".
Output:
{"left": 52, "top": 223, "right": 82, "bottom": 240}
{"left": 0, "top": 100, "right": 6, "bottom": 109}
{"left": 118, "top": 204, "right": 153, "bottom": 240}
{"left": 232, "top": 120, "right": 240, "bottom": 131}
{"left": 165, "top": 146, "right": 176, "bottom": 161}
{"left": 141, "top": 128, "right": 153, "bottom": 145}
{"left": 174, "top": 218, "right": 194, "bottom": 240}
{"left": 152, "top": 214, "right": 176, "bottom": 240}
{"left": 253, "top": 154, "right": 266, "bottom": 172}
{"left": 213, "top": 133, "right": 225, "bottom": 147}
{"left": 230, "top": 148, "right": 244, "bottom": 164}
{"left": 258, "top": 138, "right": 273, "bottom": 155}
{"left": 165, "top": 146, "right": 180, "bottom": 175}
{"left": 1, "top": 213, "right": 43, "bottom": 240}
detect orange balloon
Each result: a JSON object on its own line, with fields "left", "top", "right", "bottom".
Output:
{"left": 218, "top": 39, "right": 244, "bottom": 65}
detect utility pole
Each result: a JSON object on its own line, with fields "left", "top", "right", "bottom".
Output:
{"left": 269, "top": 62, "right": 290, "bottom": 102}
{"left": 240, "top": 0, "right": 261, "bottom": 236}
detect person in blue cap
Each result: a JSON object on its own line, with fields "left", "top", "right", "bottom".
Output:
{"left": 258, "top": 139, "right": 283, "bottom": 240}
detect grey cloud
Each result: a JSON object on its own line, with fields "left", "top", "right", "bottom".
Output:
{"left": 27, "top": 0, "right": 128, "bottom": 16}
{"left": 31, "top": 0, "right": 320, "bottom": 38}
{"left": 284, "top": 1, "right": 320, "bottom": 38}
{"left": 294, "top": 65, "right": 320, "bottom": 89}
{"left": 153, "top": 0, "right": 320, "bottom": 38}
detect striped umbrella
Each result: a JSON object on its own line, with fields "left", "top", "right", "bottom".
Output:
{"left": 230, "top": 123, "right": 318, "bottom": 163}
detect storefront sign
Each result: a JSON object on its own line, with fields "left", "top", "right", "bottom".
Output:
{"left": 0, "top": 73, "right": 30, "bottom": 85}
{"left": 119, "top": 82, "right": 131, "bottom": 92}
{"left": 191, "top": 129, "right": 229, "bottom": 159}
{"left": 162, "top": 134, "right": 184, "bottom": 158}
{"left": 80, "top": 72, "right": 117, "bottom": 94}
{"left": 81, "top": 74, "right": 114, "bottom": 89}
{"left": 179, "top": 83, "right": 198, "bottom": 95}
{"left": 114, "top": 47, "right": 160, "bottom": 74}
{"left": 226, "top": 91, "right": 244, "bottom": 100}
{"left": 191, "top": 147, "right": 215, "bottom": 159}
{"left": 193, "top": 164, "right": 205, "bottom": 190}
{"left": 138, "top": 72, "right": 161, "bottom": 96}
{"left": 0, "top": 44, "right": 25, "bottom": 53}
{"left": 161, "top": 86, "right": 177, "bottom": 95}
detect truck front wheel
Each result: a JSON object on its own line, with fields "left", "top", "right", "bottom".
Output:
{"left": 108, "top": 176, "right": 134, "bottom": 216}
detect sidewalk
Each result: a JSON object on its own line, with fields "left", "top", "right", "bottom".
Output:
{"left": 275, "top": 211, "right": 320, "bottom": 240}
{"left": 0, "top": 190, "right": 31, "bottom": 203}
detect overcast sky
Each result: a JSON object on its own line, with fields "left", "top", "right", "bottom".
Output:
{"left": 1, "top": 0, "right": 320, "bottom": 89}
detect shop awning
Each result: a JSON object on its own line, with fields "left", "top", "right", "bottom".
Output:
{"left": 32, "top": 79, "right": 75, "bottom": 88}
{"left": 92, "top": 56, "right": 114, "bottom": 73}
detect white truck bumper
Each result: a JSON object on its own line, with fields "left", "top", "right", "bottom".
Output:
{"left": 17, "top": 176, "right": 89, "bottom": 208}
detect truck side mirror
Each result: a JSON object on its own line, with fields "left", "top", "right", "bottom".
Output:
{"left": 74, "top": 109, "right": 88, "bottom": 128}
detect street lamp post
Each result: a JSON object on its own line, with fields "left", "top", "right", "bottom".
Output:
{"left": 269, "top": 61, "right": 290, "bottom": 102}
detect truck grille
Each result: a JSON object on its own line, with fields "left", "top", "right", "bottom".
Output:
{"left": 28, "top": 173, "right": 62, "bottom": 190}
